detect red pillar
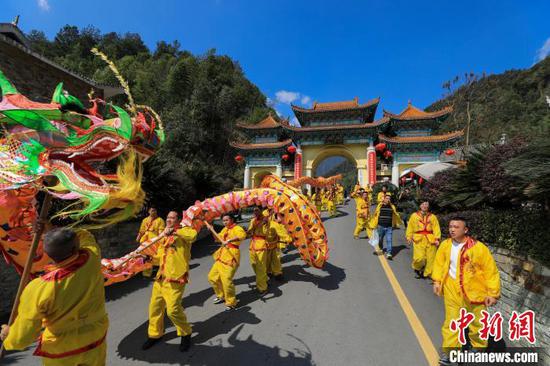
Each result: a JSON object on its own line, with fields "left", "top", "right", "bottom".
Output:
{"left": 294, "top": 152, "right": 302, "bottom": 179}
{"left": 367, "top": 148, "right": 377, "bottom": 186}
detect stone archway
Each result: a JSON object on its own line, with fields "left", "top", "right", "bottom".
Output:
{"left": 252, "top": 169, "right": 275, "bottom": 188}
{"left": 301, "top": 144, "right": 369, "bottom": 192}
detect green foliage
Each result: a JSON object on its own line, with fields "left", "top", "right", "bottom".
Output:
{"left": 439, "top": 209, "right": 550, "bottom": 268}
{"left": 26, "top": 25, "right": 268, "bottom": 211}
{"left": 504, "top": 138, "right": 550, "bottom": 210}
{"left": 429, "top": 57, "right": 550, "bottom": 143}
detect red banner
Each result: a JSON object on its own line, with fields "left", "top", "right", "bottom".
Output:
{"left": 368, "top": 150, "right": 376, "bottom": 185}
{"left": 294, "top": 153, "right": 302, "bottom": 179}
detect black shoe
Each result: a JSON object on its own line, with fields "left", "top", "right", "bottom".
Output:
{"left": 179, "top": 335, "right": 191, "bottom": 352}
{"left": 142, "top": 337, "right": 161, "bottom": 350}
{"left": 438, "top": 354, "right": 451, "bottom": 366}
{"left": 274, "top": 274, "right": 284, "bottom": 282}
{"left": 414, "top": 270, "right": 423, "bottom": 279}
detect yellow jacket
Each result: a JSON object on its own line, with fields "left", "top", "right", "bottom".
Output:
{"left": 248, "top": 217, "right": 268, "bottom": 251}
{"left": 369, "top": 202, "right": 403, "bottom": 229}
{"left": 354, "top": 197, "right": 370, "bottom": 219}
{"left": 213, "top": 224, "right": 247, "bottom": 267}
{"left": 377, "top": 191, "right": 392, "bottom": 203}
{"left": 3, "top": 230, "right": 108, "bottom": 358}
{"left": 432, "top": 237, "right": 501, "bottom": 304}
{"left": 139, "top": 216, "right": 165, "bottom": 242}
{"left": 405, "top": 211, "right": 441, "bottom": 244}
{"left": 156, "top": 227, "right": 198, "bottom": 283}
{"left": 266, "top": 220, "right": 292, "bottom": 249}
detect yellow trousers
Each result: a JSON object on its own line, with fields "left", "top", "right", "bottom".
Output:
{"left": 412, "top": 238, "right": 437, "bottom": 277}
{"left": 353, "top": 217, "right": 369, "bottom": 238}
{"left": 441, "top": 277, "right": 487, "bottom": 350}
{"left": 42, "top": 341, "right": 106, "bottom": 366}
{"left": 250, "top": 250, "right": 268, "bottom": 292}
{"left": 148, "top": 280, "right": 191, "bottom": 338}
{"left": 266, "top": 248, "right": 282, "bottom": 276}
{"left": 327, "top": 202, "right": 336, "bottom": 217}
{"left": 208, "top": 261, "right": 238, "bottom": 307}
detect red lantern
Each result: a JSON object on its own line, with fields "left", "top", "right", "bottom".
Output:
{"left": 419, "top": 177, "right": 424, "bottom": 184}
{"left": 375, "top": 143, "right": 386, "bottom": 152}
{"left": 384, "top": 150, "right": 392, "bottom": 159}
{"left": 400, "top": 177, "right": 406, "bottom": 184}
{"left": 409, "top": 171, "right": 414, "bottom": 178}
{"left": 287, "top": 145, "right": 297, "bottom": 154}
{"left": 445, "top": 148, "right": 456, "bottom": 156}
{"left": 234, "top": 155, "right": 244, "bottom": 163}
{"left": 282, "top": 154, "right": 290, "bottom": 161}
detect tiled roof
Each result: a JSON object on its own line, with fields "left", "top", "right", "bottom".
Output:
{"left": 378, "top": 130, "right": 464, "bottom": 144}
{"left": 383, "top": 101, "right": 452, "bottom": 121}
{"left": 291, "top": 97, "right": 380, "bottom": 113}
{"left": 285, "top": 117, "right": 390, "bottom": 132}
{"left": 230, "top": 139, "right": 293, "bottom": 150}
{"left": 236, "top": 114, "right": 283, "bottom": 129}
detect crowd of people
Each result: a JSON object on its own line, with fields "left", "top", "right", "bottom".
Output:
{"left": 0, "top": 181, "right": 501, "bottom": 366}
{"left": 349, "top": 182, "right": 501, "bottom": 366}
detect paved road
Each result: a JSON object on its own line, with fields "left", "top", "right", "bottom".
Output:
{"left": 4, "top": 202, "right": 445, "bottom": 366}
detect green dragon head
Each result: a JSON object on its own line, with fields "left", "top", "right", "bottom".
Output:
{"left": 0, "top": 67, "right": 165, "bottom": 224}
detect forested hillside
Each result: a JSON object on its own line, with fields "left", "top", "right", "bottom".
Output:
{"left": 428, "top": 57, "right": 550, "bottom": 143}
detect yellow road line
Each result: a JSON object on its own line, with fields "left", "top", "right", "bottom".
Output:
{"left": 377, "top": 254, "right": 439, "bottom": 366}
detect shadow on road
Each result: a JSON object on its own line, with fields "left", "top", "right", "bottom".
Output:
{"left": 320, "top": 209, "right": 349, "bottom": 222}
{"left": 105, "top": 275, "right": 151, "bottom": 302}
{"left": 117, "top": 312, "right": 317, "bottom": 365}
{"left": 116, "top": 324, "right": 315, "bottom": 365}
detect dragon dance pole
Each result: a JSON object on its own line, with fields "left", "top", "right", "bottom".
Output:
{"left": 0, "top": 192, "right": 53, "bottom": 360}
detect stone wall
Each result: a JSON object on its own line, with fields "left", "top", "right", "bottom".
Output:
{"left": 0, "top": 34, "right": 104, "bottom": 103}
{"left": 490, "top": 246, "right": 550, "bottom": 363}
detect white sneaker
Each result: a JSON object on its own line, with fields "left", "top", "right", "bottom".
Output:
{"left": 213, "top": 297, "right": 224, "bottom": 304}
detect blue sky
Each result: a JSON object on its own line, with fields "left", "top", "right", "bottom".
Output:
{"left": 5, "top": 0, "right": 550, "bottom": 123}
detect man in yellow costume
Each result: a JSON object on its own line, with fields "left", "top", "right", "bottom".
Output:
{"left": 312, "top": 188, "right": 323, "bottom": 213}
{"left": 326, "top": 188, "right": 337, "bottom": 217}
{"left": 1, "top": 228, "right": 109, "bottom": 366}
{"left": 406, "top": 200, "right": 441, "bottom": 279}
{"left": 206, "top": 214, "right": 247, "bottom": 311}
{"left": 266, "top": 212, "right": 292, "bottom": 281}
{"left": 432, "top": 217, "right": 500, "bottom": 366}
{"left": 247, "top": 207, "right": 269, "bottom": 294}
{"left": 377, "top": 185, "right": 392, "bottom": 204}
{"left": 351, "top": 189, "right": 370, "bottom": 239}
{"left": 336, "top": 184, "right": 344, "bottom": 205}
{"left": 142, "top": 211, "right": 198, "bottom": 352}
{"left": 369, "top": 195, "right": 403, "bottom": 259}
{"left": 136, "top": 207, "right": 165, "bottom": 277}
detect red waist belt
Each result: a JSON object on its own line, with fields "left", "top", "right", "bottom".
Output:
{"left": 226, "top": 243, "right": 239, "bottom": 250}
{"left": 415, "top": 230, "right": 433, "bottom": 235}
{"left": 252, "top": 236, "right": 266, "bottom": 240}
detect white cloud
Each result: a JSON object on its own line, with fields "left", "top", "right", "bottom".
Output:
{"left": 290, "top": 117, "right": 300, "bottom": 126}
{"left": 275, "top": 109, "right": 283, "bottom": 117}
{"left": 275, "top": 90, "right": 300, "bottom": 104}
{"left": 535, "top": 37, "right": 550, "bottom": 63}
{"left": 300, "top": 95, "right": 311, "bottom": 105}
{"left": 37, "top": 0, "right": 50, "bottom": 11}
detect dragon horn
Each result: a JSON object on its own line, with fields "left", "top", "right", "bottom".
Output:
{"left": 0, "top": 69, "right": 18, "bottom": 96}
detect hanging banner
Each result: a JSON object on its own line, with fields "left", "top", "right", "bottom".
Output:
{"left": 294, "top": 153, "right": 302, "bottom": 180}
{"left": 368, "top": 149, "right": 377, "bottom": 185}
